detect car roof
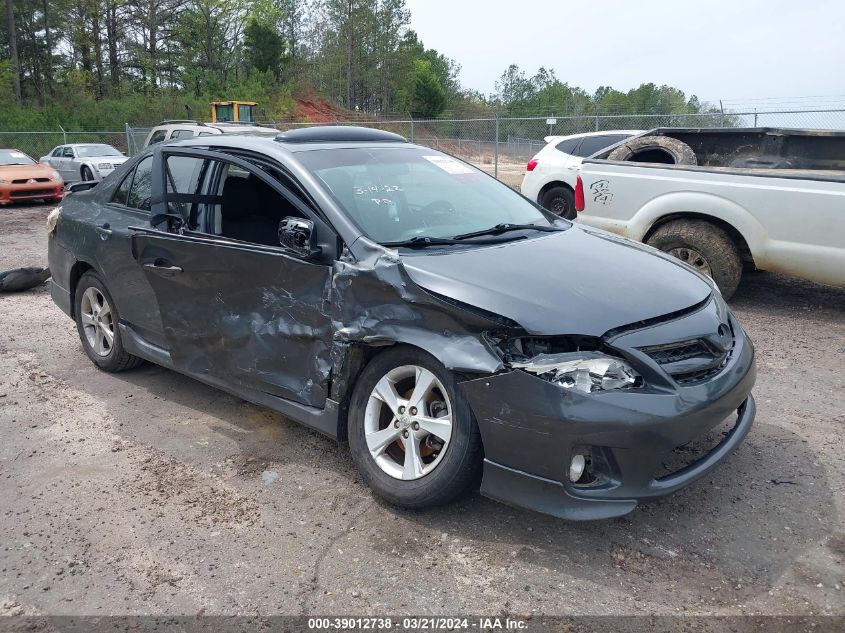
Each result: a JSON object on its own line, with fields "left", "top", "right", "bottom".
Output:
{"left": 164, "top": 128, "right": 418, "bottom": 155}
{"left": 544, "top": 130, "right": 643, "bottom": 144}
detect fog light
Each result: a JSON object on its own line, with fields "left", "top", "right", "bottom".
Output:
{"left": 569, "top": 454, "right": 586, "bottom": 482}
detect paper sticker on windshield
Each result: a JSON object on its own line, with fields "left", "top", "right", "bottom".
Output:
{"left": 10, "top": 152, "right": 26, "bottom": 158}
{"left": 423, "top": 155, "right": 474, "bottom": 175}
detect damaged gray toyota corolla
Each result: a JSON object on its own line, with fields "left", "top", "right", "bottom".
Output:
{"left": 47, "top": 127, "right": 755, "bottom": 520}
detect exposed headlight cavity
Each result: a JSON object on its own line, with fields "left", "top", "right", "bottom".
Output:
{"left": 512, "top": 352, "right": 640, "bottom": 393}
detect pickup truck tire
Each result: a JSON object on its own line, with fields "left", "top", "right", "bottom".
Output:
{"left": 607, "top": 136, "right": 697, "bottom": 166}
{"left": 540, "top": 185, "right": 576, "bottom": 219}
{"left": 647, "top": 220, "right": 742, "bottom": 299}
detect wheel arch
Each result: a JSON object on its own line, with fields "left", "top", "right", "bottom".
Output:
{"left": 68, "top": 259, "right": 96, "bottom": 318}
{"left": 538, "top": 179, "right": 573, "bottom": 201}
{"left": 331, "top": 338, "right": 497, "bottom": 443}
{"left": 643, "top": 212, "right": 756, "bottom": 269}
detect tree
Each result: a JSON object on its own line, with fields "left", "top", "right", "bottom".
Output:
{"left": 5, "top": 0, "right": 21, "bottom": 101}
{"left": 244, "top": 16, "right": 286, "bottom": 78}
{"left": 410, "top": 59, "right": 444, "bottom": 118}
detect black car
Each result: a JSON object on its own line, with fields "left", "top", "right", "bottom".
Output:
{"left": 47, "top": 126, "right": 756, "bottom": 520}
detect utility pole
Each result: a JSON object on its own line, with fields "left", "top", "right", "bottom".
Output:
{"left": 5, "top": 0, "right": 21, "bottom": 102}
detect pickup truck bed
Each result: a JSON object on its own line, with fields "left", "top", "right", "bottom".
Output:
{"left": 576, "top": 128, "right": 845, "bottom": 297}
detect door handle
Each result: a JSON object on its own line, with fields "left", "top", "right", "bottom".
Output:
{"left": 143, "top": 261, "right": 183, "bottom": 277}
{"left": 95, "top": 223, "right": 112, "bottom": 239}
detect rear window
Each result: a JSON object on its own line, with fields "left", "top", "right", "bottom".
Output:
{"left": 147, "top": 130, "right": 167, "bottom": 146}
{"left": 555, "top": 138, "right": 581, "bottom": 155}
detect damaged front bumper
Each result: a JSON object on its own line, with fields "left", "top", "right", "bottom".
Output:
{"left": 461, "top": 321, "right": 756, "bottom": 520}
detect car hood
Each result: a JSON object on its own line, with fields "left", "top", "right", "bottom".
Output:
{"left": 400, "top": 225, "right": 713, "bottom": 337}
{"left": 0, "top": 162, "right": 58, "bottom": 179}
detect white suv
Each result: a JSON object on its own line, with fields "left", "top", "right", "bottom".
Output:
{"left": 520, "top": 130, "right": 641, "bottom": 218}
{"left": 142, "top": 121, "right": 279, "bottom": 148}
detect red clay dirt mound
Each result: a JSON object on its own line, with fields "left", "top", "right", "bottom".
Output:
{"left": 292, "top": 94, "right": 350, "bottom": 122}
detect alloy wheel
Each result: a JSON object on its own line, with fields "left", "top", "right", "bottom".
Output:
{"left": 363, "top": 365, "right": 453, "bottom": 480}
{"left": 80, "top": 287, "right": 115, "bottom": 357}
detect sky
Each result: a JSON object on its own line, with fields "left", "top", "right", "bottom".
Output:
{"left": 404, "top": 0, "right": 845, "bottom": 107}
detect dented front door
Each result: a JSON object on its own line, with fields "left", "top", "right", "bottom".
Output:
{"left": 132, "top": 230, "right": 333, "bottom": 407}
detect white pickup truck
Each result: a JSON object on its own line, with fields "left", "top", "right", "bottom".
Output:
{"left": 574, "top": 128, "right": 845, "bottom": 298}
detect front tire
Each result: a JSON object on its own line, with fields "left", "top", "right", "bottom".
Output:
{"left": 540, "top": 185, "right": 576, "bottom": 220}
{"left": 348, "top": 346, "right": 483, "bottom": 509}
{"left": 80, "top": 166, "right": 94, "bottom": 182}
{"left": 646, "top": 219, "right": 743, "bottom": 299}
{"left": 74, "top": 271, "right": 143, "bottom": 372}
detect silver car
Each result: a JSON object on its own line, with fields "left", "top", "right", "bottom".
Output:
{"left": 40, "top": 143, "right": 129, "bottom": 183}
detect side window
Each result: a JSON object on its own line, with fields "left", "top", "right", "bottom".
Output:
{"left": 169, "top": 129, "right": 195, "bottom": 139}
{"left": 204, "top": 159, "right": 306, "bottom": 247}
{"left": 197, "top": 132, "right": 215, "bottom": 137}
{"left": 52, "top": 147, "right": 64, "bottom": 157}
{"left": 112, "top": 168, "right": 134, "bottom": 206}
{"left": 555, "top": 138, "right": 581, "bottom": 155}
{"left": 126, "top": 156, "right": 153, "bottom": 212}
{"left": 62, "top": 147, "right": 75, "bottom": 158}
{"left": 165, "top": 155, "right": 206, "bottom": 217}
{"left": 147, "top": 130, "right": 167, "bottom": 146}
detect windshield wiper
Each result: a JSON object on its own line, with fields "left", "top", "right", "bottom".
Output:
{"left": 452, "top": 222, "right": 562, "bottom": 241}
{"left": 382, "top": 233, "right": 529, "bottom": 249}
{"left": 382, "top": 236, "right": 462, "bottom": 248}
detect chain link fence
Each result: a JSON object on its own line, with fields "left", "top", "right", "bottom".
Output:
{"left": 3, "top": 108, "right": 844, "bottom": 189}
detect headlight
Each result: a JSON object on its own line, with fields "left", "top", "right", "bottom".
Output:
{"left": 0, "top": 178, "right": 6, "bottom": 184}
{"left": 512, "top": 352, "right": 640, "bottom": 393}
{"left": 97, "top": 162, "right": 113, "bottom": 170}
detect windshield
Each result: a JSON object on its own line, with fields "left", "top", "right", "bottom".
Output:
{"left": 76, "top": 145, "right": 123, "bottom": 158}
{"left": 0, "top": 150, "right": 36, "bottom": 166}
{"left": 299, "top": 147, "right": 554, "bottom": 243}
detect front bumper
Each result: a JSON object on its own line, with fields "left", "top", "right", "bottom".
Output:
{"left": 461, "top": 322, "right": 756, "bottom": 520}
{"left": 0, "top": 182, "right": 64, "bottom": 204}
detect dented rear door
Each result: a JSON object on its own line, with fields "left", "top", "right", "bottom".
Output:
{"left": 132, "top": 231, "right": 333, "bottom": 407}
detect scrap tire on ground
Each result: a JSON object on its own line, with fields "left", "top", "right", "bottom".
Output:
{"left": 74, "top": 271, "right": 144, "bottom": 372}
{"left": 646, "top": 219, "right": 743, "bottom": 299}
{"left": 607, "top": 135, "right": 698, "bottom": 166}
{"left": 348, "top": 345, "right": 483, "bottom": 509}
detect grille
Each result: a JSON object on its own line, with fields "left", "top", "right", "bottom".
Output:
{"left": 642, "top": 340, "right": 710, "bottom": 365}
{"left": 10, "top": 188, "right": 55, "bottom": 198}
{"left": 11, "top": 177, "right": 50, "bottom": 184}
{"left": 640, "top": 327, "right": 736, "bottom": 385}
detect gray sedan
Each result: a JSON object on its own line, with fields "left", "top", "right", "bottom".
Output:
{"left": 40, "top": 143, "right": 129, "bottom": 183}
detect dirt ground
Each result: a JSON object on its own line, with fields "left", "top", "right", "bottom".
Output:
{"left": 0, "top": 203, "right": 843, "bottom": 618}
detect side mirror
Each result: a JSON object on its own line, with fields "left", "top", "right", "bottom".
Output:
{"left": 279, "top": 217, "right": 321, "bottom": 259}
{"left": 67, "top": 181, "right": 98, "bottom": 193}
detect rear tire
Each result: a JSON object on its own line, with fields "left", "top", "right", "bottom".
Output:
{"left": 348, "top": 346, "right": 483, "bottom": 509}
{"left": 539, "top": 185, "right": 576, "bottom": 220}
{"left": 74, "top": 271, "right": 144, "bottom": 372}
{"left": 646, "top": 219, "right": 743, "bottom": 299}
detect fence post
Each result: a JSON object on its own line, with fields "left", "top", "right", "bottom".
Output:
{"left": 494, "top": 112, "right": 499, "bottom": 180}
{"left": 408, "top": 113, "right": 414, "bottom": 143}
{"left": 594, "top": 112, "right": 599, "bottom": 132}
{"left": 59, "top": 125, "right": 66, "bottom": 144}
{"left": 124, "top": 122, "right": 132, "bottom": 155}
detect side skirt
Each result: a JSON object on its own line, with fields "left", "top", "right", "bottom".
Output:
{"left": 119, "top": 323, "right": 340, "bottom": 439}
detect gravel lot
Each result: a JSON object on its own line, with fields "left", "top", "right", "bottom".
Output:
{"left": 1, "top": 203, "right": 843, "bottom": 617}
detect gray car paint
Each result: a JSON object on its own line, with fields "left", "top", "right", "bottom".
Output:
{"left": 47, "top": 133, "right": 756, "bottom": 520}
